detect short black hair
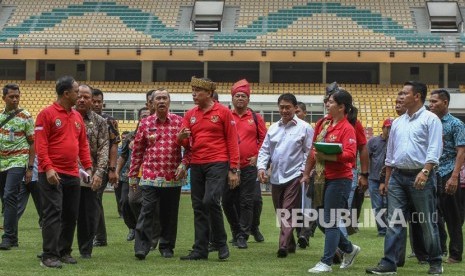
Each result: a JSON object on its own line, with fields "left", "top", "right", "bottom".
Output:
{"left": 404, "top": 81, "right": 427, "bottom": 103}
{"left": 92, "top": 88, "right": 104, "bottom": 99}
{"left": 138, "top": 107, "right": 149, "bottom": 119}
{"left": 146, "top": 89, "right": 156, "bottom": 102}
{"left": 55, "top": 76, "right": 76, "bottom": 96}
{"left": 296, "top": 101, "right": 307, "bottom": 112}
{"left": 277, "top": 93, "right": 297, "bottom": 106}
{"left": 431, "top": 89, "right": 450, "bottom": 104}
{"left": 212, "top": 91, "right": 219, "bottom": 101}
{"left": 2, "top": 83, "right": 20, "bottom": 96}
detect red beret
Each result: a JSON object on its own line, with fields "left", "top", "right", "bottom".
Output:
{"left": 231, "top": 79, "right": 250, "bottom": 98}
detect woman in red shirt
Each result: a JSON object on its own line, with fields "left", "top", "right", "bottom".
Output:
{"left": 303, "top": 90, "right": 361, "bottom": 273}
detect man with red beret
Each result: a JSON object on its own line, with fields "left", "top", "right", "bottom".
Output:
{"left": 222, "top": 79, "right": 267, "bottom": 249}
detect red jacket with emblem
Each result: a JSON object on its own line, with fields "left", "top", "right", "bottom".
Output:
{"left": 35, "top": 102, "right": 92, "bottom": 177}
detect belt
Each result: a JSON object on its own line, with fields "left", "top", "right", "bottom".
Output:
{"left": 396, "top": 168, "right": 422, "bottom": 176}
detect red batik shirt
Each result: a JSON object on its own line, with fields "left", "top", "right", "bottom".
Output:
{"left": 128, "top": 113, "right": 189, "bottom": 187}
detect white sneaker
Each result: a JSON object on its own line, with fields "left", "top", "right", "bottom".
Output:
{"left": 308, "top": 261, "right": 332, "bottom": 273}
{"left": 340, "top": 244, "right": 360, "bottom": 269}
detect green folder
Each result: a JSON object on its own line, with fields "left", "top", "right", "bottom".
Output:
{"left": 313, "top": 142, "right": 343, "bottom": 154}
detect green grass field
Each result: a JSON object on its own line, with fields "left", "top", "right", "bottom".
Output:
{"left": 1, "top": 193, "right": 464, "bottom": 275}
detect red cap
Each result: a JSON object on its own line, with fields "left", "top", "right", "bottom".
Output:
{"left": 231, "top": 79, "right": 250, "bottom": 98}
{"left": 383, "top": 118, "right": 393, "bottom": 127}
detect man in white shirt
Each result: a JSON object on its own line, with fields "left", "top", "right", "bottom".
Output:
{"left": 257, "top": 93, "right": 314, "bottom": 258}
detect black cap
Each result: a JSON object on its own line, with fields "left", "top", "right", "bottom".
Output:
{"left": 326, "top": 81, "right": 340, "bottom": 95}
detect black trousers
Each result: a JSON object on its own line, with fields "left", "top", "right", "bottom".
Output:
{"left": 38, "top": 173, "right": 80, "bottom": 259}
{"left": 438, "top": 173, "right": 463, "bottom": 261}
{"left": 134, "top": 185, "right": 181, "bottom": 254}
{"left": 222, "top": 166, "right": 257, "bottom": 238}
{"left": 251, "top": 180, "right": 263, "bottom": 233}
{"left": 190, "top": 162, "right": 228, "bottom": 256}
{"left": 17, "top": 180, "right": 42, "bottom": 227}
{"left": 120, "top": 180, "right": 137, "bottom": 230}
{"left": 95, "top": 173, "right": 108, "bottom": 242}
{"left": 77, "top": 186, "right": 100, "bottom": 255}
{"left": 128, "top": 182, "right": 160, "bottom": 245}
{"left": 114, "top": 181, "right": 123, "bottom": 217}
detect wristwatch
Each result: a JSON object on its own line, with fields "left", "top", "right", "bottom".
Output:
{"left": 108, "top": 166, "right": 116, "bottom": 172}
{"left": 360, "top": 172, "right": 369, "bottom": 178}
{"left": 229, "top": 168, "right": 240, "bottom": 174}
{"left": 421, "top": 168, "right": 430, "bottom": 177}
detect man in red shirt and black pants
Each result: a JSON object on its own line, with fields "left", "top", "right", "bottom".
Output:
{"left": 222, "top": 79, "right": 267, "bottom": 249}
{"left": 178, "top": 77, "right": 240, "bottom": 261}
{"left": 35, "top": 76, "right": 92, "bottom": 268}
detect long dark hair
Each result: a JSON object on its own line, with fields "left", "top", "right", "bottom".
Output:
{"left": 331, "top": 89, "right": 358, "bottom": 126}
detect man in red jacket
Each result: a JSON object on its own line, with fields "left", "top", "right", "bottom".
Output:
{"left": 178, "top": 77, "right": 240, "bottom": 261}
{"left": 34, "top": 76, "right": 92, "bottom": 268}
{"left": 222, "top": 79, "right": 267, "bottom": 249}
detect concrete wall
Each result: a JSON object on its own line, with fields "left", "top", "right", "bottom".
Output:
{"left": 391, "top": 63, "right": 440, "bottom": 84}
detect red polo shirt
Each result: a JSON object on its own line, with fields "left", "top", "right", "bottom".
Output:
{"left": 35, "top": 102, "right": 92, "bottom": 177}
{"left": 232, "top": 109, "right": 267, "bottom": 169}
{"left": 315, "top": 115, "right": 366, "bottom": 168}
{"left": 312, "top": 117, "right": 357, "bottom": 180}
{"left": 182, "top": 102, "right": 240, "bottom": 168}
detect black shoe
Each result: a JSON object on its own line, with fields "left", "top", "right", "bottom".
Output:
{"left": 135, "top": 251, "right": 146, "bottom": 260}
{"left": 60, "top": 254, "right": 77, "bottom": 264}
{"left": 297, "top": 236, "right": 309, "bottom": 249}
{"left": 0, "top": 240, "right": 12, "bottom": 250}
{"left": 236, "top": 236, "right": 248, "bottom": 249}
{"left": 126, "top": 229, "right": 135, "bottom": 241}
{"left": 40, "top": 258, "right": 63, "bottom": 269}
{"left": 428, "top": 264, "right": 443, "bottom": 275}
{"left": 180, "top": 251, "right": 208, "bottom": 261}
{"left": 277, "top": 248, "right": 288, "bottom": 258}
{"left": 80, "top": 254, "right": 91, "bottom": 259}
{"left": 160, "top": 248, "right": 174, "bottom": 258}
{"left": 218, "top": 245, "right": 229, "bottom": 260}
{"left": 366, "top": 263, "right": 397, "bottom": 274}
{"left": 252, "top": 230, "right": 264, "bottom": 242}
{"left": 93, "top": 240, "right": 107, "bottom": 247}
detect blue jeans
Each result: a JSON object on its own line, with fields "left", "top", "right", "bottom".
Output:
{"left": 321, "top": 178, "right": 354, "bottom": 265}
{"left": 340, "top": 169, "right": 359, "bottom": 237}
{"left": 0, "top": 167, "right": 25, "bottom": 244}
{"left": 368, "top": 179, "right": 387, "bottom": 235}
{"left": 380, "top": 169, "right": 442, "bottom": 269}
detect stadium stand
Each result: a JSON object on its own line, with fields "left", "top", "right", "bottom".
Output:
{"left": 0, "top": 0, "right": 460, "bottom": 49}
{"left": 5, "top": 80, "right": 444, "bottom": 134}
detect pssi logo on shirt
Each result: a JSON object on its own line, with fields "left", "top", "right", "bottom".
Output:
{"left": 328, "top": 134, "right": 337, "bottom": 142}
{"left": 75, "top": 122, "right": 81, "bottom": 130}
{"left": 190, "top": 117, "right": 196, "bottom": 125}
{"left": 210, "top": 115, "right": 219, "bottom": 123}
{"left": 348, "top": 138, "right": 356, "bottom": 144}
{"left": 248, "top": 119, "right": 254, "bottom": 125}
{"left": 55, "top": 119, "right": 62, "bottom": 127}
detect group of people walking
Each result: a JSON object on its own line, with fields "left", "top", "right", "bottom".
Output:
{"left": 1, "top": 77, "right": 464, "bottom": 275}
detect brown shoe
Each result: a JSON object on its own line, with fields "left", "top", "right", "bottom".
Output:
{"left": 445, "top": 257, "right": 460, "bottom": 264}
